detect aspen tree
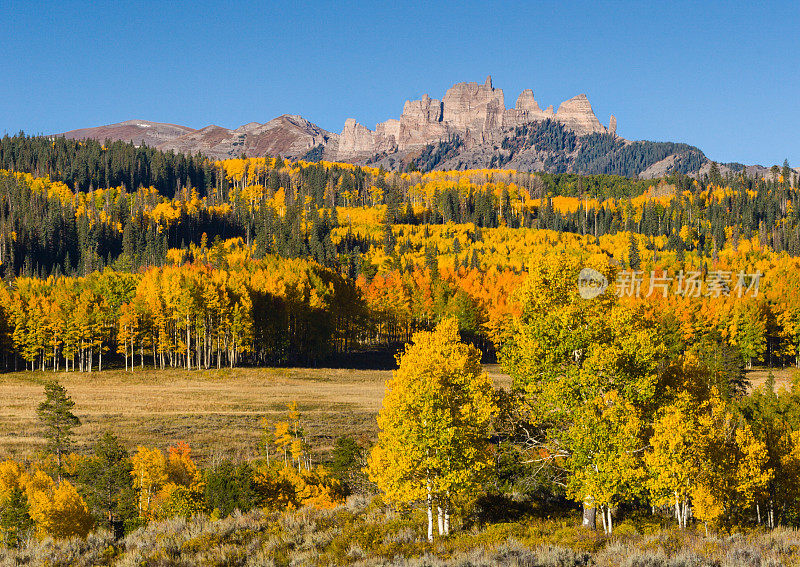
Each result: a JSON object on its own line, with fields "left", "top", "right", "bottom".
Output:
{"left": 367, "top": 318, "right": 496, "bottom": 541}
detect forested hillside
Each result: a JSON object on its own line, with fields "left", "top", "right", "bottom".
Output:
{"left": 0, "top": 133, "right": 799, "bottom": 371}
{"left": 430, "top": 119, "right": 710, "bottom": 175}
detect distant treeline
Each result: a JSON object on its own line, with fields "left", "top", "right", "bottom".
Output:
{"left": 0, "top": 134, "right": 217, "bottom": 197}
{"left": 0, "top": 134, "right": 798, "bottom": 285}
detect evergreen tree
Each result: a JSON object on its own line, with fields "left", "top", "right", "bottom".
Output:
{"left": 0, "top": 487, "right": 32, "bottom": 547}
{"left": 628, "top": 234, "right": 641, "bottom": 270}
{"left": 79, "top": 432, "right": 136, "bottom": 537}
{"left": 37, "top": 381, "right": 81, "bottom": 482}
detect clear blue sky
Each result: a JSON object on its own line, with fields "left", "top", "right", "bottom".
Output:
{"left": 2, "top": 0, "right": 799, "bottom": 166}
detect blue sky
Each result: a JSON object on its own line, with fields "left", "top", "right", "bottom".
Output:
{"left": 2, "top": 0, "right": 799, "bottom": 166}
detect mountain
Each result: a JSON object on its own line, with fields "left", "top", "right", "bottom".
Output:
{"left": 158, "top": 115, "right": 335, "bottom": 160}
{"left": 328, "top": 76, "right": 710, "bottom": 177}
{"left": 55, "top": 77, "right": 720, "bottom": 177}
{"left": 61, "top": 120, "right": 196, "bottom": 148}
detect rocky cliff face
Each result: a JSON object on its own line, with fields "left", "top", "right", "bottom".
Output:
{"left": 441, "top": 76, "right": 505, "bottom": 139}
{"left": 62, "top": 77, "right": 677, "bottom": 174}
{"left": 553, "top": 94, "right": 606, "bottom": 136}
{"left": 335, "top": 76, "right": 612, "bottom": 160}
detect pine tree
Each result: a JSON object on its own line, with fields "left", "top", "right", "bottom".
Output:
{"left": 628, "top": 233, "right": 641, "bottom": 270}
{"left": 37, "top": 381, "right": 81, "bottom": 482}
{"left": 79, "top": 432, "right": 135, "bottom": 538}
{"left": 0, "top": 487, "right": 32, "bottom": 547}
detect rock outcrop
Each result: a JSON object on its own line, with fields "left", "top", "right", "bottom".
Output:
{"left": 57, "top": 77, "right": 622, "bottom": 168}
{"left": 335, "top": 77, "right": 613, "bottom": 160}
{"left": 553, "top": 94, "right": 606, "bottom": 136}
{"left": 339, "top": 118, "right": 376, "bottom": 155}
{"left": 394, "top": 94, "right": 447, "bottom": 150}
{"left": 441, "top": 76, "right": 505, "bottom": 139}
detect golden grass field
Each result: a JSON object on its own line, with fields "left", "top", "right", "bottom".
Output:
{"left": 0, "top": 364, "right": 512, "bottom": 463}
{"left": 747, "top": 366, "right": 798, "bottom": 390}
{"left": 0, "top": 363, "right": 792, "bottom": 464}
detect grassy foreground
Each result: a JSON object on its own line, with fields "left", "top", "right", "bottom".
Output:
{"left": 2, "top": 365, "right": 798, "bottom": 566}
{"left": 1, "top": 495, "right": 798, "bottom": 567}
{"left": 0, "top": 366, "right": 393, "bottom": 462}
{"left": 0, "top": 364, "right": 512, "bottom": 461}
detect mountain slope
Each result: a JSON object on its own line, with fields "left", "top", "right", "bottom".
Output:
{"left": 54, "top": 77, "right": 729, "bottom": 177}
{"left": 158, "top": 115, "right": 337, "bottom": 160}
{"left": 61, "top": 119, "right": 196, "bottom": 148}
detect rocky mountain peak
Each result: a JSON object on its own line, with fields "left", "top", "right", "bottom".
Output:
{"left": 57, "top": 77, "right": 620, "bottom": 169}
{"left": 515, "top": 89, "right": 541, "bottom": 113}
{"left": 335, "top": 78, "right": 613, "bottom": 159}
{"left": 554, "top": 94, "right": 606, "bottom": 135}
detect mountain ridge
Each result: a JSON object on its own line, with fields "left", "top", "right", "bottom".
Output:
{"left": 55, "top": 77, "right": 771, "bottom": 178}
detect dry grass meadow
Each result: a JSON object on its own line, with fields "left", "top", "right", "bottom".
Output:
{"left": 747, "top": 365, "right": 798, "bottom": 390}
{"left": 2, "top": 362, "right": 789, "bottom": 465}
{"left": 0, "top": 363, "right": 512, "bottom": 463}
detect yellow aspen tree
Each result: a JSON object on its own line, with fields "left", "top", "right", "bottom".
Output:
{"left": 26, "top": 479, "right": 93, "bottom": 539}
{"left": 131, "top": 446, "right": 167, "bottom": 519}
{"left": 367, "top": 318, "right": 497, "bottom": 542}
{"left": 501, "top": 254, "right": 664, "bottom": 532}
{"left": 166, "top": 441, "right": 200, "bottom": 487}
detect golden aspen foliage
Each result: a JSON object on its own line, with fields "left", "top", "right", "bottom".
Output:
{"left": 24, "top": 476, "right": 93, "bottom": 539}
{"left": 367, "top": 318, "right": 497, "bottom": 539}
{"left": 131, "top": 446, "right": 168, "bottom": 520}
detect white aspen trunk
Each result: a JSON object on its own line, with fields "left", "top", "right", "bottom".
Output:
{"left": 583, "top": 497, "right": 596, "bottom": 529}
{"left": 186, "top": 318, "right": 191, "bottom": 370}
{"left": 683, "top": 499, "right": 690, "bottom": 529}
{"left": 444, "top": 501, "right": 450, "bottom": 536}
{"left": 426, "top": 482, "right": 434, "bottom": 542}
{"left": 757, "top": 503, "right": 761, "bottom": 525}
{"left": 607, "top": 507, "right": 612, "bottom": 536}
{"left": 600, "top": 505, "right": 607, "bottom": 534}
{"left": 437, "top": 506, "right": 444, "bottom": 536}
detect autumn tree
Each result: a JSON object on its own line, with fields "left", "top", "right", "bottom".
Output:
{"left": 131, "top": 446, "right": 167, "bottom": 519}
{"left": 647, "top": 389, "right": 771, "bottom": 533}
{"left": 500, "top": 254, "right": 665, "bottom": 533}
{"left": 367, "top": 318, "right": 497, "bottom": 541}
{"left": 26, "top": 478, "right": 93, "bottom": 539}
